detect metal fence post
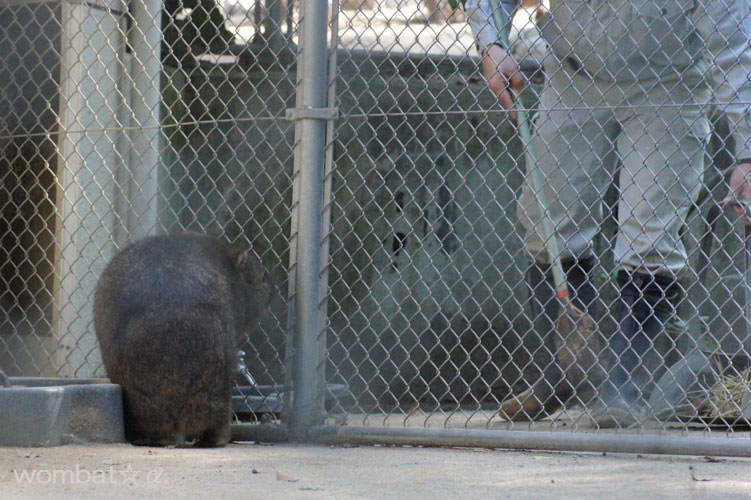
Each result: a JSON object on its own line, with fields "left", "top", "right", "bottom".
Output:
{"left": 263, "top": 0, "right": 286, "bottom": 52}
{"left": 288, "top": 0, "right": 331, "bottom": 439}
{"left": 122, "top": 0, "right": 161, "bottom": 240}
{"left": 53, "top": 0, "right": 129, "bottom": 377}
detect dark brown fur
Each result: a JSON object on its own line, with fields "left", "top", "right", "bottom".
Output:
{"left": 93, "top": 232, "right": 274, "bottom": 447}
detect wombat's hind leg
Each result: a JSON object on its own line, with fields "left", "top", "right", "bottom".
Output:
{"left": 129, "top": 422, "right": 195, "bottom": 447}
{"left": 196, "top": 409, "right": 232, "bottom": 448}
{"left": 197, "top": 421, "right": 231, "bottom": 447}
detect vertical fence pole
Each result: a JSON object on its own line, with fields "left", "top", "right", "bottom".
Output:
{"left": 319, "top": 0, "right": 340, "bottom": 419}
{"left": 53, "top": 0, "right": 85, "bottom": 376}
{"left": 124, "top": 0, "right": 161, "bottom": 240}
{"left": 289, "top": 0, "right": 331, "bottom": 438}
{"left": 54, "top": 0, "right": 128, "bottom": 377}
{"left": 744, "top": 226, "right": 751, "bottom": 355}
{"left": 263, "top": 0, "right": 285, "bottom": 52}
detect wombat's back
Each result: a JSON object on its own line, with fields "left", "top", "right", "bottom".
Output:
{"left": 117, "top": 304, "right": 235, "bottom": 445}
{"left": 96, "top": 233, "right": 237, "bottom": 318}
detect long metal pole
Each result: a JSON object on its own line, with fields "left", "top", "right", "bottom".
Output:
{"left": 290, "top": 0, "right": 330, "bottom": 439}
{"left": 54, "top": 0, "right": 85, "bottom": 376}
{"left": 313, "top": 426, "right": 751, "bottom": 458}
{"left": 263, "top": 0, "right": 285, "bottom": 52}
{"left": 125, "top": 0, "right": 161, "bottom": 240}
{"left": 744, "top": 226, "right": 751, "bottom": 356}
{"left": 314, "top": 0, "right": 341, "bottom": 435}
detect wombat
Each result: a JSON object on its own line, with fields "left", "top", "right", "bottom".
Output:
{"left": 93, "top": 232, "right": 275, "bottom": 447}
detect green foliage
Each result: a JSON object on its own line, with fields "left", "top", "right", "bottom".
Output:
{"left": 447, "top": 0, "right": 466, "bottom": 13}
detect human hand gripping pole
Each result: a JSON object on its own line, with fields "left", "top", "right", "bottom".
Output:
{"left": 484, "top": 0, "right": 597, "bottom": 420}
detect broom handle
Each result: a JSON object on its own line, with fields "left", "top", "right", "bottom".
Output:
{"left": 486, "top": 0, "right": 570, "bottom": 302}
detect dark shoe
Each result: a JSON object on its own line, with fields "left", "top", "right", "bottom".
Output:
{"left": 594, "top": 271, "right": 683, "bottom": 427}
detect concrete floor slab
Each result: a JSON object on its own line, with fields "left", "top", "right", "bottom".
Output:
{"left": 1, "top": 442, "right": 750, "bottom": 499}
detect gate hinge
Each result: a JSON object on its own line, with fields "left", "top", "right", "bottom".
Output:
{"left": 285, "top": 107, "right": 339, "bottom": 121}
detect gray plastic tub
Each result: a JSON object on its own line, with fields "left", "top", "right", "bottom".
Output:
{"left": 0, "top": 377, "right": 125, "bottom": 447}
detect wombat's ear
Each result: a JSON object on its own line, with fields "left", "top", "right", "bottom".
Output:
{"left": 234, "top": 249, "right": 250, "bottom": 271}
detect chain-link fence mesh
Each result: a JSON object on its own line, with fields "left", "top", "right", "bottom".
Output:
{"left": 0, "top": 0, "right": 293, "bottom": 421}
{"left": 324, "top": 0, "right": 751, "bottom": 437}
{"left": 2, "top": 0, "right": 751, "bottom": 444}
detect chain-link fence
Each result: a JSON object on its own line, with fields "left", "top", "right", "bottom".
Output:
{"left": 3, "top": 0, "right": 751, "bottom": 453}
{"left": 0, "top": 0, "right": 293, "bottom": 422}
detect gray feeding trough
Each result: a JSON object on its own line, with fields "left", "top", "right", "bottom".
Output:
{"left": 232, "top": 383, "right": 348, "bottom": 422}
{"left": 0, "top": 372, "right": 125, "bottom": 447}
{"left": 233, "top": 352, "right": 348, "bottom": 422}
{"left": 0, "top": 366, "right": 348, "bottom": 446}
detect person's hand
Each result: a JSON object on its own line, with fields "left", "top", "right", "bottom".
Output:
{"left": 480, "top": 44, "right": 526, "bottom": 121}
{"left": 722, "top": 162, "right": 751, "bottom": 225}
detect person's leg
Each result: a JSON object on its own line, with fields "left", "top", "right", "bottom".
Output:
{"left": 500, "top": 257, "right": 597, "bottom": 421}
{"left": 593, "top": 82, "right": 711, "bottom": 427}
{"left": 503, "top": 62, "right": 617, "bottom": 420}
{"left": 594, "top": 271, "right": 683, "bottom": 427}
{"left": 516, "top": 63, "right": 617, "bottom": 267}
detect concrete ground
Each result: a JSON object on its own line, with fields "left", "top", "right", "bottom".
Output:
{"left": 1, "top": 442, "right": 750, "bottom": 499}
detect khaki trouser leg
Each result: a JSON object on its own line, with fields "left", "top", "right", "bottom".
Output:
{"left": 517, "top": 64, "right": 619, "bottom": 264}
{"left": 614, "top": 83, "right": 711, "bottom": 277}
{"left": 520, "top": 65, "right": 711, "bottom": 277}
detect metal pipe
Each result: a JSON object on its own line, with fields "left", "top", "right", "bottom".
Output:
{"left": 313, "top": 0, "right": 341, "bottom": 438}
{"left": 289, "top": 0, "right": 331, "bottom": 439}
{"left": 745, "top": 226, "right": 751, "bottom": 356}
{"left": 125, "top": 0, "right": 161, "bottom": 239}
{"left": 231, "top": 423, "right": 289, "bottom": 443}
{"left": 285, "top": 0, "right": 294, "bottom": 41}
{"left": 263, "top": 0, "right": 285, "bottom": 51}
{"left": 54, "top": 0, "right": 86, "bottom": 376}
{"left": 254, "top": 0, "right": 263, "bottom": 43}
{"left": 312, "top": 426, "right": 751, "bottom": 458}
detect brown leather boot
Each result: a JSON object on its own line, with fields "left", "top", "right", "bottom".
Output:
{"left": 499, "top": 375, "right": 563, "bottom": 421}
{"left": 498, "top": 258, "right": 601, "bottom": 421}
